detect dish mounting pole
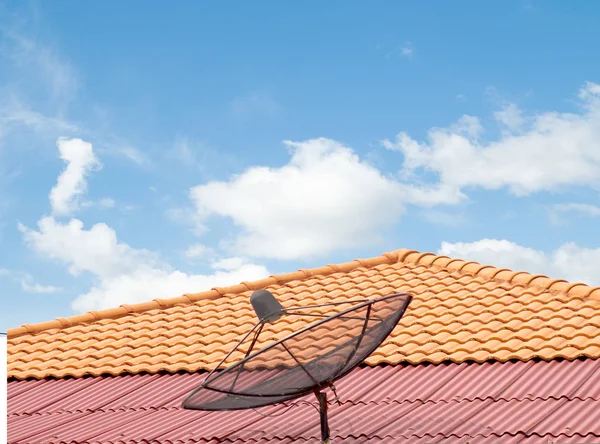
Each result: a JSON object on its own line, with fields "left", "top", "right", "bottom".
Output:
{"left": 315, "top": 390, "right": 330, "bottom": 444}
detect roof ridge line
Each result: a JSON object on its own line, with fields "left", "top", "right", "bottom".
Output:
{"left": 8, "top": 248, "right": 599, "bottom": 340}
{"left": 399, "top": 250, "right": 599, "bottom": 298}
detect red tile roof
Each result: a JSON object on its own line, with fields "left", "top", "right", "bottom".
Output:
{"left": 7, "top": 359, "right": 600, "bottom": 443}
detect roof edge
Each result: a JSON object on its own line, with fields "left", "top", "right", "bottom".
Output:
{"left": 7, "top": 249, "right": 405, "bottom": 339}
{"left": 8, "top": 248, "right": 600, "bottom": 340}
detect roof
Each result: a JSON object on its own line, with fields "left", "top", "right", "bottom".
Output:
{"left": 8, "top": 358, "right": 600, "bottom": 443}
{"left": 8, "top": 248, "right": 600, "bottom": 380}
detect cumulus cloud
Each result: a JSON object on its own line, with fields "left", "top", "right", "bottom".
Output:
{"left": 21, "top": 138, "right": 269, "bottom": 312}
{"left": 190, "top": 138, "right": 407, "bottom": 260}
{"left": 384, "top": 82, "right": 600, "bottom": 197}
{"left": 49, "top": 138, "right": 101, "bottom": 216}
{"left": 439, "top": 239, "right": 600, "bottom": 286}
{"left": 71, "top": 261, "right": 268, "bottom": 313}
{"left": 188, "top": 138, "right": 467, "bottom": 260}
{"left": 20, "top": 215, "right": 269, "bottom": 311}
{"left": 20, "top": 217, "right": 158, "bottom": 278}
{"left": 493, "top": 103, "right": 524, "bottom": 132}
{"left": 212, "top": 257, "right": 246, "bottom": 271}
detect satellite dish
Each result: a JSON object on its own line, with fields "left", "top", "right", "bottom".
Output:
{"left": 183, "top": 291, "right": 412, "bottom": 443}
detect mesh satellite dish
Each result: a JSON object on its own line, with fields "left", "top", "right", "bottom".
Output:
{"left": 183, "top": 290, "right": 412, "bottom": 443}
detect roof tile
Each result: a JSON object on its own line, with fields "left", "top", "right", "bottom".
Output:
{"left": 7, "top": 248, "right": 600, "bottom": 379}
{"left": 7, "top": 360, "right": 600, "bottom": 443}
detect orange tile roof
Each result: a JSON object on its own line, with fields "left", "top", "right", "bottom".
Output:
{"left": 7, "top": 248, "right": 600, "bottom": 380}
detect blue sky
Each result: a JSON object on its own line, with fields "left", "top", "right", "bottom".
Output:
{"left": 1, "top": 1, "right": 599, "bottom": 332}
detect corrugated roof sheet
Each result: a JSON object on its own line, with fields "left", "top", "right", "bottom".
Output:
{"left": 8, "top": 359, "right": 600, "bottom": 443}
{"left": 8, "top": 248, "right": 600, "bottom": 379}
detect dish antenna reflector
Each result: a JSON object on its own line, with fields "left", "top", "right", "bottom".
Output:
{"left": 183, "top": 290, "right": 412, "bottom": 443}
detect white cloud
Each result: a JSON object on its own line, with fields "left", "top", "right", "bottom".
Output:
{"left": 212, "top": 257, "right": 245, "bottom": 271}
{"left": 190, "top": 138, "right": 407, "bottom": 260}
{"left": 493, "top": 102, "right": 524, "bottom": 132}
{"left": 400, "top": 42, "right": 413, "bottom": 58}
{"left": 552, "top": 202, "right": 600, "bottom": 217}
{"left": 230, "top": 92, "right": 279, "bottom": 120}
{"left": 439, "top": 239, "right": 600, "bottom": 286}
{"left": 0, "top": 267, "right": 61, "bottom": 294}
{"left": 579, "top": 81, "right": 600, "bottom": 100}
{"left": 439, "top": 239, "right": 548, "bottom": 274}
{"left": 548, "top": 202, "right": 600, "bottom": 225}
{"left": 71, "top": 262, "right": 268, "bottom": 312}
{"left": 21, "top": 137, "right": 270, "bottom": 311}
{"left": 20, "top": 279, "right": 61, "bottom": 294}
{"left": 384, "top": 82, "right": 600, "bottom": 197}
{"left": 185, "top": 243, "right": 214, "bottom": 260}
{"left": 385, "top": 42, "right": 414, "bottom": 60}
{"left": 98, "top": 197, "right": 115, "bottom": 208}
{"left": 0, "top": 23, "right": 145, "bottom": 182}
{"left": 49, "top": 138, "right": 101, "bottom": 216}
{"left": 21, "top": 215, "right": 269, "bottom": 311}
{"left": 20, "top": 216, "right": 158, "bottom": 278}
